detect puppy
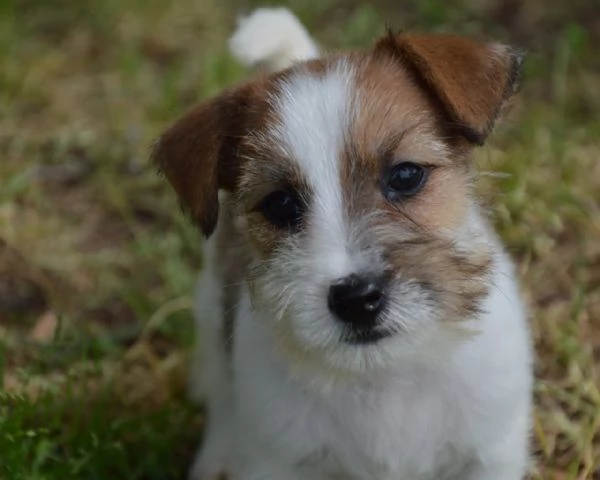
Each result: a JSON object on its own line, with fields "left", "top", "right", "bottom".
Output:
{"left": 154, "top": 8, "right": 533, "bottom": 480}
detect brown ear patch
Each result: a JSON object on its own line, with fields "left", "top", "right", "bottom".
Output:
{"left": 375, "top": 31, "right": 523, "bottom": 145}
{"left": 152, "top": 79, "right": 274, "bottom": 237}
{"left": 153, "top": 94, "right": 227, "bottom": 236}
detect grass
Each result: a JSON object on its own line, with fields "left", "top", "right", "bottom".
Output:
{"left": 0, "top": 0, "right": 598, "bottom": 478}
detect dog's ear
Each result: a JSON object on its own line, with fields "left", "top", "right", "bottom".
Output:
{"left": 153, "top": 85, "right": 254, "bottom": 237}
{"left": 375, "top": 32, "right": 523, "bottom": 145}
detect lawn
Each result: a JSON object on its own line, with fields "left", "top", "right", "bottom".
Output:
{"left": 0, "top": 0, "right": 598, "bottom": 478}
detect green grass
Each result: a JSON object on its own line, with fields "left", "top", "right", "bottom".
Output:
{"left": 1, "top": 390, "right": 200, "bottom": 480}
{"left": 1, "top": 0, "right": 599, "bottom": 478}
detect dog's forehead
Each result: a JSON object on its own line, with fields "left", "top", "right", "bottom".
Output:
{"left": 258, "top": 55, "right": 446, "bottom": 190}
{"left": 268, "top": 58, "right": 354, "bottom": 193}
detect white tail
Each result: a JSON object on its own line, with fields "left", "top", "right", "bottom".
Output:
{"left": 229, "top": 8, "right": 320, "bottom": 72}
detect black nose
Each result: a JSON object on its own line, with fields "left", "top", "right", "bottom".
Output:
{"left": 328, "top": 274, "right": 386, "bottom": 326}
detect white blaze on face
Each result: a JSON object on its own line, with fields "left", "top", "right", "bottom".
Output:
{"left": 269, "top": 61, "right": 357, "bottom": 281}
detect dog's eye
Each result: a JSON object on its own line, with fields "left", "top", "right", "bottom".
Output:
{"left": 259, "top": 190, "right": 303, "bottom": 229}
{"left": 386, "top": 162, "right": 428, "bottom": 198}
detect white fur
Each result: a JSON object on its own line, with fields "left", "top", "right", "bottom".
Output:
{"left": 268, "top": 60, "right": 356, "bottom": 305}
{"left": 188, "top": 9, "right": 533, "bottom": 480}
{"left": 229, "top": 8, "right": 320, "bottom": 72}
{"left": 191, "top": 227, "right": 532, "bottom": 480}
{"left": 232, "top": 251, "right": 532, "bottom": 479}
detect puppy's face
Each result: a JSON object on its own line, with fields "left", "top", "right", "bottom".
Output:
{"left": 155, "top": 34, "right": 522, "bottom": 375}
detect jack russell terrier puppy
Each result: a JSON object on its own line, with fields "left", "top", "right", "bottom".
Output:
{"left": 154, "top": 7, "right": 533, "bottom": 480}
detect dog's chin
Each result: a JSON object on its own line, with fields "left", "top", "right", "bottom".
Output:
{"left": 342, "top": 326, "right": 392, "bottom": 345}
{"left": 274, "top": 320, "right": 408, "bottom": 385}
{"left": 258, "top": 295, "right": 425, "bottom": 381}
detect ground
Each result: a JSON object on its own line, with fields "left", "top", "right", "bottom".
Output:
{"left": 0, "top": 0, "right": 598, "bottom": 478}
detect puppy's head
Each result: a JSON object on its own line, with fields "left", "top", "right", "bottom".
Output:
{"left": 154, "top": 33, "right": 522, "bottom": 376}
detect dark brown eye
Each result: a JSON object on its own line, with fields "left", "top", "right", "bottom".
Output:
{"left": 259, "top": 190, "right": 303, "bottom": 229}
{"left": 385, "top": 162, "right": 428, "bottom": 199}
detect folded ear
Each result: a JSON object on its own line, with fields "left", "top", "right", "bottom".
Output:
{"left": 375, "top": 32, "right": 524, "bottom": 145}
{"left": 152, "top": 86, "right": 251, "bottom": 237}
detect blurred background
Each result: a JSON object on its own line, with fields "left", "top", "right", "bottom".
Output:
{"left": 0, "top": 0, "right": 598, "bottom": 478}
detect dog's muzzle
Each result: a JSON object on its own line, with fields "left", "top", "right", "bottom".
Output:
{"left": 328, "top": 273, "right": 390, "bottom": 344}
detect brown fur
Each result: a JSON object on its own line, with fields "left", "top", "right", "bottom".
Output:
{"left": 345, "top": 54, "right": 473, "bottom": 234}
{"left": 333, "top": 43, "right": 512, "bottom": 318}
{"left": 374, "top": 32, "right": 522, "bottom": 145}
{"left": 152, "top": 76, "right": 280, "bottom": 236}
{"left": 380, "top": 234, "right": 493, "bottom": 321}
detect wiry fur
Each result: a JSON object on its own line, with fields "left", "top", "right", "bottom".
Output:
{"left": 155, "top": 8, "right": 534, "bottom": 480}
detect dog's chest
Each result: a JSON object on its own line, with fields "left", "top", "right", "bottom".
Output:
{"left": 292, "top": 383, "right": 468, "bottom": 480}
{"left": 234, "top": 315, "right": 472, "bottom": 479}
